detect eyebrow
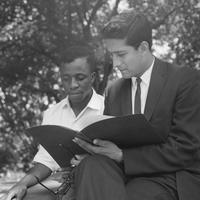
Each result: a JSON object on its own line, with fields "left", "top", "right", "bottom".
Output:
{"left": 62, "top": 74, "right": 70, "bottom": 77}
{"left": 111, "top": 50, "right": 127, "bottom": 54}
{"left": 62, "top": 73, "right": 87, "bottom": 77}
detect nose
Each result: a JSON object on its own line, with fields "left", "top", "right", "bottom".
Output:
{"left": 112, "top": 54, "right": 121, "bottom": 68}
{"left": 70, "top": 77, "right": 79, "bottom": 89}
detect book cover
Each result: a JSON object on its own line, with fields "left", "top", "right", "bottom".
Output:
{"left": 26, "top": 114, "right": 165, "bottom": 167}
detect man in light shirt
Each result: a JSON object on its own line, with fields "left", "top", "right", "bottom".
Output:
{"left": 72, "top": 10, "right": 200, "bottom": 200}
{"left": 5, "top": 45, "right": 104, "bottom": 200}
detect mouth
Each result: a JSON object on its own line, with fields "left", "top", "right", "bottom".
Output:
{"left": 69, "top": 91, "right": 82, "bottom": 96}
{"left": 117, "top": 66, "right": 127, "bottom": 72}
{"left": 70, "top": 92, "right": 81, "bottom": 95}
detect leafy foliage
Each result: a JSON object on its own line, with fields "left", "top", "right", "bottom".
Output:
{"left": 127, "top": 0, "right": 200, "bottom": 68}
{"left": 0, "top": 0, "right": 199, "bottom": 172}
{"left": 0, "top": 0, "right": 114, "bottom": 172}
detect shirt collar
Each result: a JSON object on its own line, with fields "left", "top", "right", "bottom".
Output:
{"left": 131, "top": 57, "right": 155, "bottom": 86}
{"left": 64, "top": 88, "right": 101, "bottom": 111}
{"left": 86, "top": 89, "right": 103, "bottom": 110}
{"left": 140, "top": 57, "right": 155, "bottom": 85}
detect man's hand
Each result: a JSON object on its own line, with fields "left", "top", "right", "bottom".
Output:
{"left": 4, "top": 184, "right": 27, "bottom": 200}
{"left": 70, "top": 154, "right": 89, "bottom": 167}
{"left": 73, "top": 138, "right": 123, "bottom": 163}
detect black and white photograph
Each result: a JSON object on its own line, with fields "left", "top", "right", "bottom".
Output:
{"left": 0, "top": 0, "right": 200, "bottom": 200}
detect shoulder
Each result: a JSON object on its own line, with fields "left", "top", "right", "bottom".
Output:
{"left": 177, "top": 67, "right": 200, "bottom": 92}
{"left": 162, "top": 61, "right": 200, "bottom": 96}
{"left": 169, "top": 63, "right": 199, "bottom": 84}
{"left": 156, "top": 58, "right": 199, "bottom": 82}
{"left": 43, "top": 97, "right": 68, "bottom": 117}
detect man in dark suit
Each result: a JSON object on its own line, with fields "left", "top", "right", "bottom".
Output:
{"left": 73, "top": 10, "right": 200, "bottom": 200}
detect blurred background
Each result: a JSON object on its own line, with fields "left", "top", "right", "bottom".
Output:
{"left": 0, "top": 0, "right": 199, "bottom": 183}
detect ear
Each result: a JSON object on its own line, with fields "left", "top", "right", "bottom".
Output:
{"left": 90, "top": 72, "right": 96, "bottom": 84}
{"left": 138, "top": 41, "right": 149, "bottom": 53}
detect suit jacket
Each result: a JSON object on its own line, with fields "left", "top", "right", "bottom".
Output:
{"left": 104, "top": 58, "right": 200, "bottom": 200}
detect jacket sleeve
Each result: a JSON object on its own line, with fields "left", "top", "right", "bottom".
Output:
{"left": 123, "top": 69, "right": 200, "bottom": 176}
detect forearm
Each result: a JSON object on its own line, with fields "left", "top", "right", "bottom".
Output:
{"left": 13, "top": 163, "right": 52, "bottom": 188}
{"left": 123, "top": 70, "right": 200, "bottom": 176}
{"left": 15, "top": 174, "right": 39, "bottom": 189}
{"left": 123, "top": 135, "right": 200, "bottom": 176}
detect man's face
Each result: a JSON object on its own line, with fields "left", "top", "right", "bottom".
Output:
{"left": 60, "top": 57, "right": 95, "bottom": 104}
{"left": 104, "top": 39, "right": 144, "bottom": 78}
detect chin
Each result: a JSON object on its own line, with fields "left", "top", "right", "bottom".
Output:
{"left": 122, "top": 74, "right": 132, "bottom": 79}
{"left": 69, "top": 95, "right": 83, "bottom": 104}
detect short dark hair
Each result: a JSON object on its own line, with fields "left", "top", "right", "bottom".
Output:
{"left": 102, "top": 10, "right": 152, "bottom": 49}
{"left": 59, "top": 45, "right": 96, "bottom": 72}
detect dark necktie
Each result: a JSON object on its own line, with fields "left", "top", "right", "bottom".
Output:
{"left": 134, "top": 77, "right": 142, "bottom": 114}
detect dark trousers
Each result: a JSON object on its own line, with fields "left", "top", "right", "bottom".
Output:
{"left": 74, "top": 155, "right": 178, "bottom": 200}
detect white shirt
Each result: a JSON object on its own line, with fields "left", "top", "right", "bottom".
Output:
{"left": 33, "top": 89, "right": 104, "bottom": 171}
{"left": 131, "top": 58, "right": 155, "bottom": 114}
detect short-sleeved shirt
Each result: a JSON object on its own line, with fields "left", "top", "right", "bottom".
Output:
{"left": 33, "top": 89, "right": 104, "bottom": 171}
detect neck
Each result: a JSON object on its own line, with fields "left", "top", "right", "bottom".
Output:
{"left": 145, "top": 53, "right": 154, "bottom": 69}
{"left": 138, "top": 53, "right": 154, "bottom": 77}
{"left": 70, "top": 90, "right": 93, "bottom": 116}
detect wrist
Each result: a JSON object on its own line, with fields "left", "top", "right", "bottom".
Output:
{"left": 10, "top": 183, "right": 27, "bottom": 191}
{"left": 17, "top": 174, "right": 38, "bottom": 188}
{"left": 16, "top": 182, "right": 28, "bottom": 189}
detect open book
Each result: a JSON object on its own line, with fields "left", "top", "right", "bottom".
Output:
{"left": 26, "top": 114, "right": 165, "bottom": 168}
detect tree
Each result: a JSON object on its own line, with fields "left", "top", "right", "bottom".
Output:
{"left": 0, "top": 0, "right": 118, "bottom": 171}
{"left": 127, "top": 0, "right": 200, "bottom": 68}
{"left": 0, "top": 0, "right": 199, "bottom": 171}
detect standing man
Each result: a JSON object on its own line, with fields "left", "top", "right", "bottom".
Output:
{"left": 73, "top": 10, "right": 200, "bottom": 200}
{"left": 5, "top": 45, "right": 104, "bottom": 200}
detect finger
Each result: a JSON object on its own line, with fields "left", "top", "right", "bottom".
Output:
{"left": 77, "top": 154, "right": 88, "bottom": 160}
{"left": 74, "top": 154, "right": 82, "bottom": 160}
{"left": 71, "top": 159, "right": 80, "bottom": 166}
{"left": 93, "top": 139, "right": 110, "bottom": 147}
{"left": 73, "top": 138, "right": 106, "bottom": 155}
{"left": 71, "top": 154, "right": 89, "bottom": 166}
{"left": 73, "top": 138, "right": 95, "bottom": 154}
{"left": 71, "top": 154, "right": 85, "bottom": 163}
{"left": 70, "top": 157, "right": 76, "bottom": 165}
{"left": 71, "top": 156, "right": 80, "bottom": 164}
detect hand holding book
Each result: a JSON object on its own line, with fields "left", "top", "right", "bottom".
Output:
{"left": 73, "top": 137, "right": 124, "bottom": 163}
{"left": 26, "top": 114, "right": 165, "bottom": 167}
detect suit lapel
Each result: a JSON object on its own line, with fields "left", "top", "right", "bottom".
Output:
{"left": 120, "top": 79, "right": 132, "bottom": 115}
{"left": 144, "top": 58, "right": 168, "bottom": 121}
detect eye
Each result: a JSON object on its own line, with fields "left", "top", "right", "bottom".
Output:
{"left": 76, "top": 75, "right": 87, "bottom": 81}
{"left": 117, "top": 53, "right": 126, "bottom": 58}
{"left": 112, "top": 52, "right": 127, "bottom": 58}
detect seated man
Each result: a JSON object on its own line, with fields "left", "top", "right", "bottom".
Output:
{"left": 72, "top": 10, "right": 200, "bottom": 200}
{"left": 5, "top": 45, "right": 104, "bottom": 200}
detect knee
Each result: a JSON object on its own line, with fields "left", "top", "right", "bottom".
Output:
{"left": 79, "top": 154, "right": 110, "bottom": 170}
{"left": 74, "top": 155, "right": 110, "bottom": 180}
